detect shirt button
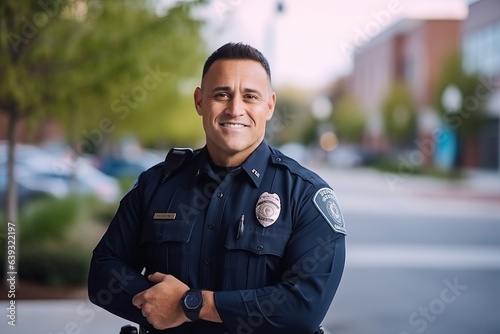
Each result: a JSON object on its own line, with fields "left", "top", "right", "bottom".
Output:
{"left": 276, "top": 157, "right": 281, "bottom": 162}
{"left": 204, "top": 258, "right": 211, "bottom": 265}
{"left": 208, "top": 224, "right": 215, "bottom": 230}
{"left": 217, "top": 192, "right": 224, "bottom": 198}
{"left": 257, "top": 245, "right": 264, "bottom": 252}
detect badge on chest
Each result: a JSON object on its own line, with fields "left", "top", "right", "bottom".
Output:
{"left": 255, "top": 192, "right": 281, "bottom": 227}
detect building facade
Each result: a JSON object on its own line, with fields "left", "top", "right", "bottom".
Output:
{"left": 349, "top": 18, "right": 462, "bottom": 164}
{"left": 349, "top": 0, "right": 500, "bottom": 171}
{"left": 462, "top": 0, "right": 500, "bottom": 170}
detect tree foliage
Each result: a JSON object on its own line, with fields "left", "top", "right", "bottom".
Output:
{"left": 381, "top": 81, "right": 417, "bottom": 147}
{"left": 1, "top": 0, "right": 208, "bottom": 147}
{"left": 331, "top": 95, "right": 366, "bottom": 143}
{"left": 269, "top": 87, "right": 313, "bottom": 146}
{"left": 0, "top": 0, "right": 208, "bottom": 222}
{"left": 433, "top": 51, "right": 488, "bottom": 138}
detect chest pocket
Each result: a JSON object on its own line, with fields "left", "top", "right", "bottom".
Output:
{"left": 139, "top": 217, "right": 196, "bottom": 274}
{"left": 140, "top": 217, "right": 196, "bottom": 243}
{"left": 224, "top": 219, "right": 291, "bottom": 289}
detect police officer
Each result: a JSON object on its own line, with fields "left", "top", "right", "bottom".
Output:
{"left": 88, "top": 42, "right": 346, "bottom": 334}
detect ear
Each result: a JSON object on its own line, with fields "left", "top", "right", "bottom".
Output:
{"left": 266, "top": 91, "right": 276, "bottom": 121}
{"left": 194, "top": 87, "right": 203, "bottom": 116}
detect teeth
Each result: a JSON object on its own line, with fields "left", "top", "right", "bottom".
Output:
{"left": 222, "top": 123, "right": 245, "bottom": 128}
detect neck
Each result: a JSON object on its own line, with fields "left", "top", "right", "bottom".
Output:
{"left": 207, "top": 149, "right": 249, "bottom": 167}
{"left": 206, "top": 141, "right": 262, "bottom": 167}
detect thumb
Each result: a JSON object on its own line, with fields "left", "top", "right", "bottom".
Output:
{"left": 148, "top": 272, "right": 167, "bottom": 283}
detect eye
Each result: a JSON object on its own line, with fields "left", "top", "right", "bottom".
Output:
{"left": 214, "top": 92, "right": 230, "bottom": 100}
{"left": 244, "top": 94, "right": 259, "bottom": 100}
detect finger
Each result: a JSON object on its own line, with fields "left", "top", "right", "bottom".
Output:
{"left": 147, "top": 272, "right": 167, "bottom": 283}
{"left": 132, "top": 292, "right": 144, "bottom": 308}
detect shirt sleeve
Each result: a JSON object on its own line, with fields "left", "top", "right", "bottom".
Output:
{"left": 214, "top": 187, "right": 346, "bottom": 334}
{"left": 87, "top": 173, "right": 154, "bottom": 328}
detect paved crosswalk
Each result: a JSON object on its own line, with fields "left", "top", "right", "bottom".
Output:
{"left": 347, "top": 244, "right": 500, "bottom": 269}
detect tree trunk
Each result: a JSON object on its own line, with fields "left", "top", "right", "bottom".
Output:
{"left": 6, "top": 109, "right": 18, "bottom": 224}
{"left": 4, "top": 109, "right": 18, "bottom": 284}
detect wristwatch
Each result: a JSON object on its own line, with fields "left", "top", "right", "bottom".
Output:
{"left": 181, "top": 289, "right": 204, "bottom": 321}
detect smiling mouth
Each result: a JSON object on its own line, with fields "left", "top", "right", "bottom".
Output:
{"left": 220, "top": 123, "right": 246, "bottom": 128}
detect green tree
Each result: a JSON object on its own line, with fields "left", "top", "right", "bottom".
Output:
{"left": 381, "top": 81, "right": 417, "bottom": 147}
{"left": 269, "top": 87, "right": 313, "bottom": 146}
{"left": 0, "top": 0, "right": 207, "bottom": 224}
{"left": 434, "top": 51, "right": 488, "bottom": 138}
{"left": 332, "top": 95, "right": 366, "bottom": 143}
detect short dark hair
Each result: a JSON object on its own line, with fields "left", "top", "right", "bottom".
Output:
{"left": 202, "top": 42, "right": 272, "bottom": 82}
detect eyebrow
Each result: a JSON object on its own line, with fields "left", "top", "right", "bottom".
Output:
{"left": 211, "top": 86, "right": 264, "bottom": 96}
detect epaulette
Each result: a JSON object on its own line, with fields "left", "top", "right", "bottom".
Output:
{"left": 160, "top": 147, "right": 194, "bottom": 184}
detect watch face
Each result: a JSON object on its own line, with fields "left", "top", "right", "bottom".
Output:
{"left": 184, "top": 291, "right": 202, "bottom": 310}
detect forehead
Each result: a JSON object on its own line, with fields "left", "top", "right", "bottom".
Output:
{"left": 202, "top": 59, "right": 271, "bottom": 88}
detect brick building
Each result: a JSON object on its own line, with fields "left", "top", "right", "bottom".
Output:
{"left": 349, "top": 18, "right": 462, "bottom": 161}
{"left": 348, "top": 0, "right": 500, "bottom": 171}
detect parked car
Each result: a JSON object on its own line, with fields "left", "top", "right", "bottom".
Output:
{"left": 278, "top": 142, "right": 309, "bottom": 165}
{"left": 0, "top": 142, "right": 121, "bottom": 205}
{"left": 95, "top": 150, "right": 164, "bottom": 179}
{"left": 327, "top": 144, "right": 365, "bottom": 168}
{"left": 0, "top": 165, "right": 54, "bottom": 209}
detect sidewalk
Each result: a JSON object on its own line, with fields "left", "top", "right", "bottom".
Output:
{"left": 312, "top": 164, "right": 500, "bottom": 201}
{"left": 459, "top": 169, "right": 500, "bottom": 199}
{"left": 308, "top": 164, "right": 500, "bottom": 220}
{"left": 1, "top": 299, "right": 128, "bottom": 333}
{"left": 385, "top": 168, "right": 500, "bottom": 202}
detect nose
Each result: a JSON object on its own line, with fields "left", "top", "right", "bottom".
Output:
{"left": 225, "top": 96, "right": 245, "bottom": 117}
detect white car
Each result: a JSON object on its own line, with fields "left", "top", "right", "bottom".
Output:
{"left": 1, "top": 142, "right": 121, "bottom": 203}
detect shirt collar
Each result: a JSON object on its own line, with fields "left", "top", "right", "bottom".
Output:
{"left": 193, "top": 141, "right": 270, "bottom": 188}
{"left": 240, "top": 140, "right": 270, "bottom": 188}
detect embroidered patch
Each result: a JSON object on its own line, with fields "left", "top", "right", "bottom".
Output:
{"left": 313, "top": 187, "right": 346, "bottom": 235}
{"left": 255, "top": 192, "right": 281, "bottom": 227}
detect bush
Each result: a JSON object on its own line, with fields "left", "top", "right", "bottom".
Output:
{"left": 370, "top": 156, "right": 463, "bottom": 180}
{"left": 0, "top": 195, "right": 97, "bottom": 287}
{"left": 19, "top": 246, "right": 90, "bottom": 286}
{"left": 19, "top": 196, "right": 80, "bottom": 244}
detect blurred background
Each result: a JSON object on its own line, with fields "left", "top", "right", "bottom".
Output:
{"left": 1, "top": 0, "right": 499, "bottom": 333}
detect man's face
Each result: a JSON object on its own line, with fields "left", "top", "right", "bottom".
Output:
{"left": 194, "top": 59, "right": 276, "bottom": 166}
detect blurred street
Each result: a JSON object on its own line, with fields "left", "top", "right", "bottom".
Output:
{"left": 2, "top": 0, "right": 499, "bottom": 333}
{"left": 317, "top": 165, "right": 500, "bottom": 334}
{"left": 1, "top": 165, "right": 500, "bottom": 334}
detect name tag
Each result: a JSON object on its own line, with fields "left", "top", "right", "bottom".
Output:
{"left": 153, "top": 213, "right": 176, "bottom": 220}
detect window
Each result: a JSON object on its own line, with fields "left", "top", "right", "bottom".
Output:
{"left": 462, "top": 22, "right": 500, "bottom": 77}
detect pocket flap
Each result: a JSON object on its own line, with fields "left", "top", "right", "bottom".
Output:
{"left": 226, "top": 224, "right": 290, "bottom": 257}
{"left": 140, "top": 218, "right": 195, "bottom": 244}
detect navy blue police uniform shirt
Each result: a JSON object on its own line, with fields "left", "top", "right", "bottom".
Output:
{"left": 88, "top": 140, "right": 346, "bottom": 334}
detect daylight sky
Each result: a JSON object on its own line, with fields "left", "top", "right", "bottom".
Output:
{"left": 159, "top": 0, "right": 474, "bottom": 90}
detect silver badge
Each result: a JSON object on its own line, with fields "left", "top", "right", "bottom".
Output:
{"left": 255, "top": 192, "right": 281, "bottom": 227}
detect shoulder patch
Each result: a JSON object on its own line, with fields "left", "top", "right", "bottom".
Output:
{"left": 313, "top": 187, "right": 346, "bottom": 235}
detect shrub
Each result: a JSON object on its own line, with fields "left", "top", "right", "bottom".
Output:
{"left": 19, "top": 246, "right": 90, "bottom": 286}
{"left": 19, "top": 196, "right": 80, "bottom": 244}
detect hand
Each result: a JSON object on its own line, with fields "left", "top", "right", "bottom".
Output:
{"left": 132, "top": 272, "right": 190, "bottom": 330}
